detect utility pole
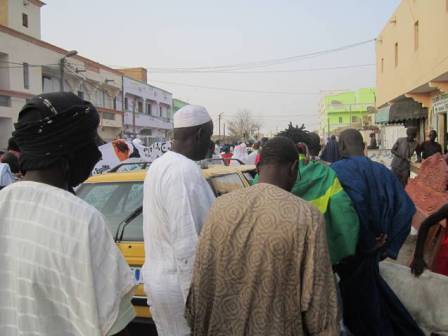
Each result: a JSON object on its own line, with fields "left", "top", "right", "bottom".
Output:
{"left": 218, "top": 113, "right": 223, "bottom": 141}
{"left": 133, "top": 101, "right": 136, "bottom": 135}
{"left": 59, "top": 58, "right": 64, "bottom": 92}
{"left": 59, "top": 50, "right": 78, "bottom": 92}
{"left": 223, "top": 123, "right": 226, "bottom": 141}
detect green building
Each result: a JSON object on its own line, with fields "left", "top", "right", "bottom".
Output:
{"left": 320, "top": 88, "right": 376, "bottom": 136}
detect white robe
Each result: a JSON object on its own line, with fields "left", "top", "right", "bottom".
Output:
{"left": 232, "top": 144, "right": 249, "bottom": 164}
{"left": 0, "top": 181, "right": 135, "bottom": 336}
{"left": 246, "top": 150, "right": 259, "bottom": 165}
{"left": 142, "top": 151, "right": 215, "bottom": 336}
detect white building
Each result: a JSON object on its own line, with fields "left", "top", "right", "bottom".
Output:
{"left": 122, "top": 73, "right": 173, "bottom": 143}
{"left": 0, "top": 0, "right": 124, "bottom": 147}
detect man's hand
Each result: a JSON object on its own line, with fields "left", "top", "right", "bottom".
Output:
{"left": 411, "top": 256, "right": 427, "bottom": 277}
{"left": 366, "top": 233, "right": 388, "bottom": 255}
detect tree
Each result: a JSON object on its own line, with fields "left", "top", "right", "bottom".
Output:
{"left": 227, "top": 110, "right": 262, "bottom": 142}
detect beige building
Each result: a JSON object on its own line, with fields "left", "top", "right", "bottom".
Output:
{"left": 376, "top": 0, "right": 448, "bottom": 146}
{"left": 0, "top": 0, "right": 124, "bottom": 146}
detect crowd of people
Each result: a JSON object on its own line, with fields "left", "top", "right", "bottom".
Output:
{"left": 0, "top": 92, "right": 446, "bottom": 336}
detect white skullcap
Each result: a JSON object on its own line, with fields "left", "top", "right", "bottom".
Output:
{"left": 174, "top": 105, "right": 212, "bottom": 129}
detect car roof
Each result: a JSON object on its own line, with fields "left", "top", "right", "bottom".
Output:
{"left": 85, "top": 164, "right": 256, "bottom": 183}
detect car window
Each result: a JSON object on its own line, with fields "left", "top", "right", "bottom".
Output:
{"left": 114, "top": 163, "right": 147, "bottom": 172}
{"left": 209, "top": 173, "right": 245, "bottom": 196}
{"left": 243, "top": 172, "right": 254, "bottom": 185}
{"left": 121, "top": 213, "right": 143, "bottom": 241}
{"left": 229, "top": 159, "right": 242, "bottom": 166}
{"left": 77, "top": 182, "right": 144, "bottom": 241}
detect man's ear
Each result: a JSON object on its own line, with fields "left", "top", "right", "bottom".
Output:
{"left": 290, "top": 159, "right": 298, "bottom": 177}
{"left": 195, "top": 127, "right": 203, "bottom": 142}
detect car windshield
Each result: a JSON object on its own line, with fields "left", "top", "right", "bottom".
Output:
{"left": 209, "top": 173, "right": 245, "bottom": 196}
{"left": 206, "top": 158, "right": 242, "bottom": 166}
{"left": 114, "top": 163, "right": 148, "bottom": 173}
{"left": 77, "top": 173, "right": 246, "bottom": 241}
{"left": 77, "top": 182, "right": 144, "bottom": 241}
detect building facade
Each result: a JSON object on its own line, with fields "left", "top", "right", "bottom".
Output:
{"left": 376, "top": 0, "right": 448, "bottom": 146}
{"left": 122, "top": 74, "right": 173, "bottom": 143}
{"left": 319, "top": 88, "right": 376, "bottom": 136}
{"left": 0, "top": 0, "right": 124, "bottom": 147}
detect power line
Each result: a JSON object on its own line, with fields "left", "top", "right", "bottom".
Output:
{"left": 150, "top": 63, "right": 375, "bottom": 74}
{"left": 150, "top": 79, "right": 323, "bottom": 95}
{"left": 148, "top": 39, "right": 375, "bottom": 72}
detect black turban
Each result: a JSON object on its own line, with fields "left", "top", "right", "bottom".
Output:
{"left": 13, "top": 92, "right": 101, "bottom": 187}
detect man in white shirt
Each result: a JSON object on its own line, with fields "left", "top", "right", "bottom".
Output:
{"left": 0, "top": 92, "right": 135, "bottom": 336}
{"left": 142, "top": 105, "right": 215, "bottom": 336}
{"left": 246, "top": 142, "right": 260, "bottom": 165}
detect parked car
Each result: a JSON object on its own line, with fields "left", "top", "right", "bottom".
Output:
{"left": 108, "top": 158, "right": 152, "bottom": 173}
{"left": 77, "top": 164, "right": 257, "bottom": 324}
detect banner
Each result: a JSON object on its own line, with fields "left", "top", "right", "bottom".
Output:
{"left": 92, "top": 139, "right": 171, "bottom": 175}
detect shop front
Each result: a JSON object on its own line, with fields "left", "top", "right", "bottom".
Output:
{"left": 375, "top": 98, "right": 427, "bottom": 149}
{"left": 431, "top": 93, "right": 448, "bottom": 152}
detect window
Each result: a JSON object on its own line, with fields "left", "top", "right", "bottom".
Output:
{"left": 124, "top": 97, "right": 128, "bottom": 110}
{"left": 208, "top": 173, "right": 245, "bottom": 196}
{"left": 147, "top": 103, "right": 152, "bottom": 115}
{"left": 77, "top": 182, "right": 144, "bottom": 241}
{"left": 243, "top": 172, "right": 255, "bottom": 185}
{"left": 414, "top": 21, "right": 419, "bottom": 50}
{"left": 102, "top": 112, "right": 115, "bottom": 120}
{"left": 138, "top": 101, "right": 143, "bottom": 113}
{"left": 381, "top": 58, "right": 384, "bottom": 73}
{"left": 140, "top": 128, "right": 152, "bottom": 136}
{"left": 22, "top": 13, "right": 28, "bottom": 27}
{"left": 395, "top": 43, "right": 399, "bottom": 67}
{"left": 338, "top": 117, "right": 343, "bottom": 124}
{"left": 331, "top": 100, "right": 343, "bottom": 107}
{"left": 23, "top": 62, "right": 29, "bottom": 89}
{"left": 0, "top": 95, "right": 11, "bottom": 107}
{"left": 42, "top": 75, "right": 56, "bottom": 93}
{"left": 77, "top": 91, "right": 84, "bottom": 99}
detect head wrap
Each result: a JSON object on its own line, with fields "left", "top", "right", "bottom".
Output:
{"left": 13, "top": 92, "right": 101, "bottom": 187}
{"left": 174, "top": 105, "right": 211, "bottom": 129}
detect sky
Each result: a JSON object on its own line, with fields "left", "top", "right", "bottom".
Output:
{"left": 41, "top": 0, "right": 400, "bottom": 135}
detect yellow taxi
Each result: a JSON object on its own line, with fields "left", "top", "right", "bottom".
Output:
{"left": 76, "top": 164, "right": 256, "bottom": 323}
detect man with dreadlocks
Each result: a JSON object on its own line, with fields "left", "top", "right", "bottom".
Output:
{"left": 254, "top": 123, "right": 360, "bottom": 265}
{"left": 0, "top": 92, "right": 135, "bottom": 336}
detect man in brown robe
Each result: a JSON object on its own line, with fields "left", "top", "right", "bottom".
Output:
{"left": 186, "top": 136, "right": 340, "bottom": 336}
